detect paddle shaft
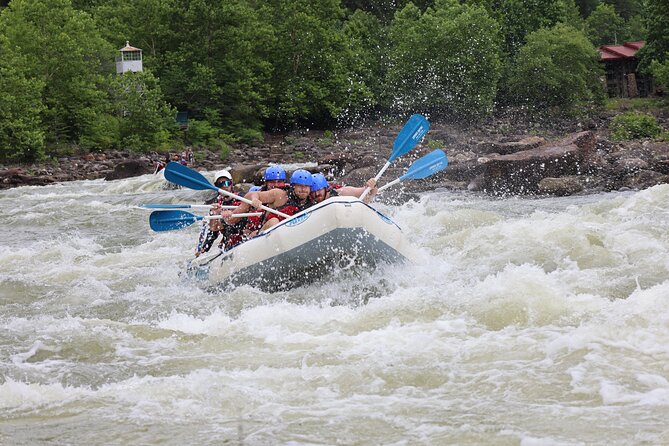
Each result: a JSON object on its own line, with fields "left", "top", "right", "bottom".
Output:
{"left": 203, "top": 213, "right": 261, "bottom": 220}
{"left": 359, "top": 163, "right": 389, "bottom": 201}
{"left": 378, "top": 178, "right": 400, "bottom": 192}
{"left": 142, "top": 204, "right": 236, "bottom": 210}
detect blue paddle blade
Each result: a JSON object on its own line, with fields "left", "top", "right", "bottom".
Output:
{"left": 389, "top": 114, "right": 430, "bottom": 163}
{"left": 149, "top": 210, "right": 201, "bottom": 232}
{"left": 164, "top": 162, "right": 218, "bottom": 192}
{"left": 401, "top": 149, "right": 449, "bottom": 180}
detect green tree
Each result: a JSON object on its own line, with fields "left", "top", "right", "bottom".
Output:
{"left": 385, "top": 0, "right": 502, "bottom": 119}
{"left": 623, "top": 14, "right": 646, "bottom": 42}
{"left": 650, "top": 56, "right": 669, "bottom": 88}
{"left": 637, "top": 1, "right": 669, "bottom": 73}
{"left": 108, "top": 71, "right": 176, "bottom": 151}
{"left": 84, "top": 0, "right": 175, "bottom": 69}
{"left": 586, "top": 3, "right": 626, "bottom": 45}
{"left": 341, "top": 0, "right": 434, "bottom": 22}
{"left": 468, "top": 0, "right": 580, "bottom": 56}
{"left": 158, "top": 0, "right": 274, "bottom": 140}
{"left": 340, "top": 9, "right": 386, "bottom": 123}
{"left": 261, "top": 0, "right": 366, "bottom": 128}
{"left": 0, "top": 35, "right": 45, "bottom": 161}
{"left": 508, "top": 23, "right": 604, "bottom": 112}
{"left": 575, "top": 0, "right": 600, "bottom": 18}
{"left": 0, "top": 0, "right": 114, "bottom": 148}
{"left": 602, "top": 0, "right": 642, "bottom": 20}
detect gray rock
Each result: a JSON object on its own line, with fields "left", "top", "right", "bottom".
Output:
{"left": 538, "top": 177, "right": 584, "bottom": 196}
{"left": 104, "top": 160, "right": 152, "bottom": 181}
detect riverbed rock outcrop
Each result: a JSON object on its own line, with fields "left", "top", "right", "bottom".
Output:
{"left": 2, "top": 113, "right": 668, "bottom": 198}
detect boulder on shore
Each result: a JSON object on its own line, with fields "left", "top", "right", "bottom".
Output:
{"left": 105, "top": 160, "right": 152, "bottom": 181}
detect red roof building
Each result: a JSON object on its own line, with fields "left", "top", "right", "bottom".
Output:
{"left": 599, "top": 41, "right": 645, "bottom": 61}
{"left": 598, "top": 41, "right": 653, "bottom": 98}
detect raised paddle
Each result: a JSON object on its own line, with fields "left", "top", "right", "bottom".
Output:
{"left": 377, "top": 149, "right": 449, "bottom": 192}
{"left": 359, "top": 114, "right": 430, "bottom": 200}
{"left": 149, "top": 210, "right": 262, "bottom": 232}
{"left": 164, "top": 162, "right": 290, "bottom": 218}
{"left": 140, "top": 204, "right": 236, "bottom": 211}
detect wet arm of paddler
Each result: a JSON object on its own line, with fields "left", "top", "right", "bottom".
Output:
{"left": 225, "top": 189, "right": 287, "bottom": 224}
{"left": 338, "top": 178, "right": 378, "bottom": 203}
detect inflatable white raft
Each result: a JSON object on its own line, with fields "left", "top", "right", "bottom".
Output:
{"left": 185, "top": 195, "right": 416, "bottom": 291}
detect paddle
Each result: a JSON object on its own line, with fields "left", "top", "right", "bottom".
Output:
{"left": 377, "top": 149, "right": 449, "bottom": 192}
{"left": 140, "top": 204, "right": 236, "bottom": 211}
{"left": 164, "top": 162, "right": 290, "bottom": 218}
{"left": 359, "top": 114, "right": 430, "bottom": 200}
{"left": 149, "top": 210, "right": 262, "bottom": 232}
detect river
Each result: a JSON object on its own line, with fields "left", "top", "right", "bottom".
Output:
{"left": 1, "top": 173, "right": 668, "bottom": 445}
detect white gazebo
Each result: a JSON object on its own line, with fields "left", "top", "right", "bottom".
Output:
{"left": 116, "top": 41, "right": 143, "bottom": 74}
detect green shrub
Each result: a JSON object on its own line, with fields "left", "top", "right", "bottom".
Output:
{"left": 426, "top": 139, "right": 444, "bottom": 150}
{"left": 79, "top": 114, "right": 120, "bottom": 152}
{"left": 508, "top": 23, "right": 604, "bottom": 113}
{"left": 317, "top": 130, "right": 335, "bottom": 146}
{"left": 650, "top": 55, "right": 669, "bottom": 87}
{"left": 193, "top": 151, "right": 207, "bottom": 162}
{"left": 235, "top": 127, "right": 263, "bottom": 145}
{"left": 604, "top": 97, "right": 668, "bottom": 113}
{"left": 208, "top": 139, "right": 231, "bottom": 161}
{"left": 610, "top": 112, "right": 662, "bottom": 140}
{"left": 186, "top": 119, "right": 220, "bottom": 147}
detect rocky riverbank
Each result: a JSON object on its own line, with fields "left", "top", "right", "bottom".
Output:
{"left": 2, "top": 111, "right": 668, "bottom": 198}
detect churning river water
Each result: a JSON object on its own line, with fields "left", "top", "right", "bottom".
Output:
{"left": 1, "top": 173, "right": 668, "bottom": 445}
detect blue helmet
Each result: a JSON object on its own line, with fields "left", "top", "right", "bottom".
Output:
{"left": 311, "top": 173, "right": 329, "bottom": 192}
{"left": 290, "top": 169, "right": 313, "bottom": 186}
{"left": 248, "top": 185, "right": 262, "bottom": 192}
{"left": 264, "top": 165, "right": 286, "bottom": 181}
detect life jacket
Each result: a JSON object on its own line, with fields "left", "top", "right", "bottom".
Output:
{"left": 219, "top": 221, "right": 246, "bottom": 251}
{"left": 248, "top": 185, "right": 312, "bottom": 229}
{"left": 198, "top": 193, "right": 246, "bottom": 253}
{"left": 244, "top": 185, "right": 278, "bottom": 233}
{"left": 328, "top": 184, "right": 342, "bottom": 197}
{"left": 245, "top": 213, "right": 263, "bottom": 233}
{"left": 273, "top": 187, "right": 313, "bottom": 222}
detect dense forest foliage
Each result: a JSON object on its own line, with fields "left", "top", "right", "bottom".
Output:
{"left": 0, "top": 0, "right": 666, "bottom": 162}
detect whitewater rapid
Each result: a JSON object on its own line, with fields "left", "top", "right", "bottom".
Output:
{"left": 1, "top": 174, "right": 668, "bottom": 445}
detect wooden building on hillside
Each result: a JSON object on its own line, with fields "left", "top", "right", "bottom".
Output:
{"left": 598, "top": 41, "right": 654, "bottom": 98}
{"left": 116, "top": 41, "right": 143, "bottom": 74}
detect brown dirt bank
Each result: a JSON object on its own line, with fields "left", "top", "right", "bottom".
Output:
{"left": 2, "top": 112, "right": 668, "bottom": 199}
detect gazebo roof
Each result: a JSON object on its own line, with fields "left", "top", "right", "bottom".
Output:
{"left": 119, "top": 41, "right": 141, "bottom": 52}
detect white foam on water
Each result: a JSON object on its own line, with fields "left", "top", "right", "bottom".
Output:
{"left": 0, "top": 378, "right": 90, "bottom": 411}
{"left": 3, "top": 178, "right": 669, "bottom": 444}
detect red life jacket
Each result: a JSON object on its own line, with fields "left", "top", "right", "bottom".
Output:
{"left": 328, "top": 184, "right": 342, "bottom": 197}
{"left": 249, "top": 185, "right": 313, "bottom": 227}
{"left": 245, "top": 213, "right": 263, "bottom": 233}
{"left": 272, "top": 186, "right": 313, "bottom": 222}
{"left": 216, "top": 195, "right": 245, "bottom": 251}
